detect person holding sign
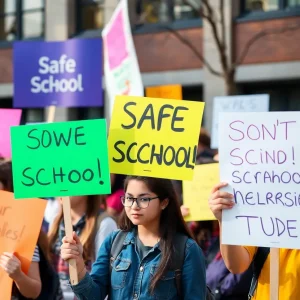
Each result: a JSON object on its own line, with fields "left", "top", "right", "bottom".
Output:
{"left": 209, "top": 182, "right": 300, "bottom": 299}
{"left": 48, "top": 194, "right": 117, "bottom": 300}
{"left": 0, "top": 161, "right": 61, "bottom": 300}
{"left": 60, "top": 176, "right": 206, "bottom": 299}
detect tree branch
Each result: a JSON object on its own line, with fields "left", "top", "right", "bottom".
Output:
{"left": 162, "top": 26, "right": 222, "bottom": 77}
{"left": 201, "top": 0, "right": 228, "bottom": 73}
{"left": 220, "top": 0, "right": 226, "bottom": 46}
{"left": 233, "top": 23, "right": 300, "bottom": 69}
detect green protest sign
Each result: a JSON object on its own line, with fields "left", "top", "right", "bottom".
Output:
{"left": 11, "top": 119, "right": 111, "bottom": 199}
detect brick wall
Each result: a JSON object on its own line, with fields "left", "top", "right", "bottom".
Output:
{"left": 134, "top": 27, "right": 203, "bottom": 73}
{"left": 234, "top": 16, "right": 300, "bottom": 65}
{"left": 0, "top": 48, "right": 12, "bottom": 83}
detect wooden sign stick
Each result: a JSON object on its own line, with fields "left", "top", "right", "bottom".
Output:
{"left": 46, "top": 107, "right": 78, "bottom": 284}
{"left": 270, "top": 248, "right": 279, "bottom": 300}
{"left": 47, "top": 105, "right": 56, "bottom": 123}
{"left": 61, "top": 196, "right": 79, "bottom": 285}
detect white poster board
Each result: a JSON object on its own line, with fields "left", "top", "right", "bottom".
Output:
{"left": 219, "top": 112, "right": 300, "bottom": 249}
{"left": 102, "top": 0, "right": 144, "bottom": 120}
{"left": 211, "top": 94, "right": 269, "bottom": 149}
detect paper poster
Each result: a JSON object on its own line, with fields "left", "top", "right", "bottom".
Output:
{"left": 183, "top": 163, "right": 218, "bottom": 221}
{"left": 102, "top": 0, "right": 143, "bottom": 118}
{"left": 11, "top": 119, "right": 111, "bottom": 199}
{"left": 211, "top": 94, "right": 269, "bottom": 149}
{"left": 108, "top": 95, "right": 205, "bottom": 180}
{"left": 219, "top": 112, "right": 300, "bottom": 249}
{"left": 0, "top": 191, "right": 46, "bottom": 300}
{"left": 13, "top": 39, "right": 102, "bottom": 108}
{"left": 0, "top": 109, "right": 22, "bottom": 158}
{"left": 146, "top": 85, "right": 182, "bottom": 100}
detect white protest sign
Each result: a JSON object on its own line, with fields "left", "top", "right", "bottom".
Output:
{"left": 211, "top": 94, "right": 269, "bottom": 149}
{"left": 219, "top": 112, "right": 300, "bottom": 249}
{"left": 102, "top": 0, "right": 144, "bottom": 119}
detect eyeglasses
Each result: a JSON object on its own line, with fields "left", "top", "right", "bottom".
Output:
{"left": 120, "top": 195, "right": 160, "bottom": 209}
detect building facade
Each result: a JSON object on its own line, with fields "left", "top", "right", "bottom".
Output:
{"left": 0, "top": 0, "right": 300, "bottom": 133}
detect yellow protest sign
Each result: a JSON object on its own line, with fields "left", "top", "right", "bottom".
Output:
{"left": 183, "top": 163, "right": 219, "bottom": 221}
{"left": 146, "top": 85, "right": 182, "bottom": 100}
{"left": 108, "top": 95, "right": 204, "bottom": 180}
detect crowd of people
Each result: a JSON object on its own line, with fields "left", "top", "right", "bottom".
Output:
{"left": 0, "top": 128, "right": 297, "bottom": 299}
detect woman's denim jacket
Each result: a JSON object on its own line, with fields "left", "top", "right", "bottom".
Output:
{"left": 72, "top": 230, "right": 206, "bottom": 299}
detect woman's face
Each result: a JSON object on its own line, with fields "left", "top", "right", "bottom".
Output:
{"left": 60, "top": 196, "right": 87, "bottom": 208}
{"left": 124, "top": 180, "right": 167, "bottom": 226}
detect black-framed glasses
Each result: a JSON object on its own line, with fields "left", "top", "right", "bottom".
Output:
{"left": 120, "top": 195, "right": 160, "bottom": 209}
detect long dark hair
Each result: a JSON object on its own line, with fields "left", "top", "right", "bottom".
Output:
{"left": 119, "top": 176, "right": 193, "bottom": 294}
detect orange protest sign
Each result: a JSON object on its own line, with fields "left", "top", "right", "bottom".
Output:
{"left": 146, "top": 85, "right": 182, "bottom": 100}
{"left": 0, "top": 191, "right": 46, "bottom": 299}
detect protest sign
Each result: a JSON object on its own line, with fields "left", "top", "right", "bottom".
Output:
{"left": 0, "top": 109, "right": 22, "bottom": 158}
{"left": 11, "top": 119, "right": 110, "bottom": 199}
{"left": 102, "top": 0, "right": 143, "bottom": 118}
{"left": 108, "top": 95, "right": 204, "bottom": 180}
{"left": 0, "top": 191, "right": 46, "bottom": 300}
{"left": 211, "top": 94, "right": 269, "bottom": 149}
{"left": 146, "top": 85, "right": 182, "bottom": 100}
{"left": 13, "top": 39, "right": 102, "bottom": 108}
{"left": 183, "top": 163, "right": 218, "bottom": 221}
{"left": 219, "top": 112, "right": 300, "bottom": 249}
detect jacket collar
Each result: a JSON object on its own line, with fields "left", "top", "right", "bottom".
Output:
{"left": 123, "top": 229, "right": 161, "bottom": 251}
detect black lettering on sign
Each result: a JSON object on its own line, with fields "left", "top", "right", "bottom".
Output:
{"left": 36, "top": 168, "right": 51, "bottom": 185}
{"left": 21, "top": 167, "right": 35, "bottom": 186}
{"left": 137, "top": 104, "right": 155, "bottom": 130}
{"left": 113, "top": 141, "right": 126, "bottom": 163}
{"left": 127, "top": 142, "right": 138, "bottom": 163}
{"left": 26, "top": 126, "right": 87, "bottom": 150}
{"left": 157, "top": 104, "right": 173, "bottom": 131}
{"left": 122, "top": 102, "right": 137, "bottom": 129}
{"left": 171, "top": 106, "right": 188, "bottom": 132}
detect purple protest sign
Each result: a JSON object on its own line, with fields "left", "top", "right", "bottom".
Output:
{"left": 13, "top": 39, "right": 102, "bottom": 108}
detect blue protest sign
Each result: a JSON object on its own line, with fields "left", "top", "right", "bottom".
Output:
{"left": 13, "top": 39, "right": 103, "bottom": 108}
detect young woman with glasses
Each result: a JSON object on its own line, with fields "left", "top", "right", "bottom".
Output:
{"left": 60, "top": 176, "right": 206, "bottom": 299}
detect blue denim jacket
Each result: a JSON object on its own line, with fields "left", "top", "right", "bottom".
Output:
{"left": 72, "top": 230, "right": 206, "bottom": 300}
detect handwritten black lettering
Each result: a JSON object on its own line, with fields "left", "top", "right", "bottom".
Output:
{"left": 122, "top": 102, "right": 137, "bottom": 129}
{"left": 171, "top": 106, "right": 188, "bottom": 132}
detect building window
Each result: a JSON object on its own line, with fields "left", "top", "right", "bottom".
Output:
{"left": 0, "top": 0, "right": 44, "bottom": 41}
{"left": 243, "top": 0, "right": 300, "bottom": 13}
{"left": 76, "top": 0, "right": 104, "bottom": 33}
{"left": 136, "top": 0, "right": 200, "bottom": 25}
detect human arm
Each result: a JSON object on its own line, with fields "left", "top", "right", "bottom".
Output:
{"left": 61, "top": 231, "right": 117, "bottom": 300}
{"left": 182, "top": 240, "right": 206, "bottom": 300}
{"left": 209, "top": 182, "right": 252, "bottom": 274}
{"left": 0, "top": 252, "right": 41, "bottom": 298}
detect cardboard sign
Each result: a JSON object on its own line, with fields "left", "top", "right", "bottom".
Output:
{"left": 0, "top": 109, "right": 22, "bottom": 158}
{"left": 108, "top": 95, "right": 204, "bottom": 180}
{"left": 11, "top": 119, "right": 111, "bottom": 199}
{"left": 13, "top": 39, "right": 103, "bottom": 108}
{"left": 0, "top": 191, "right": 46, "bottom": 300}
{"left": 102, "top": 0, "right": 143, "bottom": 118}
{"left": 219, "top": 112, "right": 300, "bottom": 249}
{"left": 183, "top": 163, "right": 218, "bottom": 221}
{"left": 146, "top": 85, "right": 182, "bottom": 100}
{"left": 211, "top": 94, "right": 269, "bottom": 149}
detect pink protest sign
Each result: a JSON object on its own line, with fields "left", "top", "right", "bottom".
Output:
{"left": 0, "top": 109, "right": 22, "bottom": 158}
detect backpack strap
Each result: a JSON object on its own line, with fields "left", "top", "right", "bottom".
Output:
{"left": 248, "top": 247, "right": 270, "bottom": 299}
{"left": 169, "top": 234, "right": 188, "bottom": 300}
{"left": 109, "top": 230, "right": 128, "bottom": 274}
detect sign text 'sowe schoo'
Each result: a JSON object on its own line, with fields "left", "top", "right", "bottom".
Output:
{"left": 11, "top": 119, "right": 111, "bottom": 199}
{"left": 108, "top": 95, "right": 205, "bottom": 181}
{"left": 13, "top": 39, "right": 103, "bottom": 108}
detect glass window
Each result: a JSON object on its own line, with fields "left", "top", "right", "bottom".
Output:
{"left": 245, "top": 0, "right": 279, "bottom": 11}
{"left": 288, "top": 0, "right": 300, "bottom": 6}
{"left": 23, "top": 10, "right": 43, "bottom": 38}
{"left": 78, "top": 0, "right": 104, "bottom": 32}
{"left": 136, "top": 0, "right": 199, "bottom": 25}
{"left": 0, "top": 0, "right": 44, "bottom": 41}
{"left": 174, "top": 0, "right": 200, "bottom": 21}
